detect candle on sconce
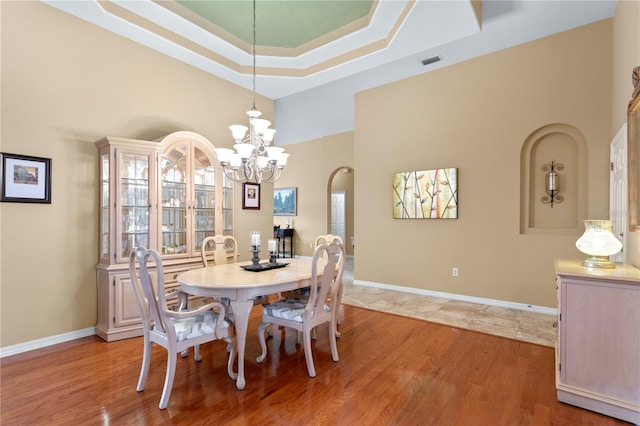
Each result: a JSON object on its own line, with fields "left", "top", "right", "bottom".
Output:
{"left": 547, "top": 171, "right": 558, "bottom": 191}
{"left": 268, "top": 239, "right": 277, "bottom": 253}
{"left": 251, "top": 231, "right": 261, "bottom": 247}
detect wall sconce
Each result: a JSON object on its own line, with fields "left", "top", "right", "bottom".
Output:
{"left": 541, "top": 160, "right": 564, "bottom": 207}
{"left": 575, "top": 220, "right": 623, "bottom": 268}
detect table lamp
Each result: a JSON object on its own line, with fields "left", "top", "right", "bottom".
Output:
{"left": 575, "top": 220, "right": 622, "bottom": 269}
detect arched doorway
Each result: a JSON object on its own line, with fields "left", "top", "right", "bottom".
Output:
{"left": 328, "top": 167, "right": 354, "bottom": 257}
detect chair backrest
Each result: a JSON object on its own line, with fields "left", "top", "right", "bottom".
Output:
{"left": 201, "top": 235, "right": 238, "bottom": 267}
{"left": 314, "top": 234, "right": 344, "bottom": 271}
{"left": 130, "top": 247, "right": 170, "bottom": 335}
{"left": 306, "top": 240, "right": 345, "bottom": 320}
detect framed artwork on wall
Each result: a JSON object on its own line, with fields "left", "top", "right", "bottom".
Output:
{"left": 274, "top": 187, "right": 297, "bottom": 216}
{"left": 242, "top": 182, "right": 260, "bottom": 210}
{"left": 392, "top": 167, "right": 457, "bottom": 219}
{"left": 0, "top": 152, "right": 52, "bottom": 204}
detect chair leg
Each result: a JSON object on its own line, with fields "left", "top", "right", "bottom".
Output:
{"left": 136, "top": 338, "right": 152, "bottom": 392}
{"left": 329, "top": 318, "right": 339, "bottom": 362}
{"left": 256, "top": 322, "right": 269, "bottom": 363}
{"left": 159, "top": 352, "right": 178, "bottom": 409}
{"left": 334, "top": 305, "right": 342, "bottom": 338}
{"left": 225, "top": 336, "right": 238, "bottom": 380}
{"left": 302, "top": 328, "right": 316, "bottom": 377}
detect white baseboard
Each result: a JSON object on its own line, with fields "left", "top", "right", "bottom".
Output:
{"left": 353, "top": 279, "right": 557, "bottom": 315}
{"left": 0, "top": 327, "right": 96, "bottom": 358}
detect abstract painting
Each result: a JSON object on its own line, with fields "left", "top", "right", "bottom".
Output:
{"left": 392, "top": 168, "right": 457, "bottom": 219}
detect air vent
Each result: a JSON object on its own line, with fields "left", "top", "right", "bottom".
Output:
{"left": 421, "top": 56, "right": 442, "bottom": 66}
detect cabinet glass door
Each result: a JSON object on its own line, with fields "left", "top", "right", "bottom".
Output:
{"left": 160, "top": 144, "right": 188, "bottom": 256}
{"left": 222, "top": 173, "right": 233, "bottom": 235}
{"left": 99, "top": 153, "right": 110, "bottom": 261}
{"left": 119, "top": 152, "right": 150, "bottom": 261}
{"left": 160, "top": 140, "right": 234, "bottom": 258}
{"left": 193, "top": 146, "right": 216, "bottom": 251}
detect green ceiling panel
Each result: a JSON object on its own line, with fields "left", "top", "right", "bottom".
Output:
{"left": 177, "top": 0, "right": 374, "bottom": 49}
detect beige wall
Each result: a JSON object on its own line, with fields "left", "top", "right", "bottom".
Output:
{"left": 273, "top": 132, "right": 354, "bottom": 257}
{"left": 0, "top": 1, "right": 274, "bottom": 346}
{"left": 613, "top": 0, "right": 640, "bottom": 267}
{"left": 354, "top": 20, "right": 613, "bottom": 308}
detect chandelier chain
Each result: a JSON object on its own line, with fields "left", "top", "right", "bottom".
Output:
{"left": 252, "top": 0, "right": 256, "bottom": 110}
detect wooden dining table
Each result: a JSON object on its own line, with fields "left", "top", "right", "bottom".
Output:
{"left": 176, "top": 257, "right": 319, "bottom": 390}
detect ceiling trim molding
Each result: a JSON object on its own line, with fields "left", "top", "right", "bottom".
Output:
{"left": 101, "top": 0, "right": 415, "bottom": 79}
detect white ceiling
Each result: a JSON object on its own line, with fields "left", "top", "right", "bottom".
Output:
{"left": 44, "top": 1, "right": 617, "bottom": 100}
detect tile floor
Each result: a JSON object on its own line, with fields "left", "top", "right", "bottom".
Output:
{"left": 340, "top": 258, "right": 557, "bottom": 347}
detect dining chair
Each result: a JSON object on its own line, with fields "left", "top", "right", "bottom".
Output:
{"left": 256, "top": 240, "right": 345, "bottom": 377}
{"left": 314, "top": 234, "right": 346, "bottom": 334}
{"left": 129, "top": 247, "right": 237, "bottom": 409}
{"left": 285, "top": 234, "right": 345, "bottom": 339}
{"left": 201, "top": 234, "right": 238, "bottom": 267}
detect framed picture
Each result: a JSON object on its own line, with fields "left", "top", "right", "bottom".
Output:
{"left": 242, "top": 182, "right": 260, "bottom": 210}
{"left": 274, "top": 187, "right": 297, "bottom": 216}
{"left": 1, "top": 153, "right": 52, "bottom": 204}
{"left": 392, "top": 167, "right": 457, "bottom": 219}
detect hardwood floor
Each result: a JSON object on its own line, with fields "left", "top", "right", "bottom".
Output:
{"left": 1, "top": 305, "right": 628, "bottom": 425}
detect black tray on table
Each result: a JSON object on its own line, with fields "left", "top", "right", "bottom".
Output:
{"left": 241, "top": 262, "right": 290, "bottom": 272}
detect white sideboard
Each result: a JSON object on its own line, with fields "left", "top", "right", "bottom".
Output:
{"left": 555, "top": 259, "right": 640, "bottom": 424}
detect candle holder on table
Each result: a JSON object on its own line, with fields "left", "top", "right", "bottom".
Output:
{"left": 251, "top": 244, "right": 261, "bottom": 268}
{"left": 268, "top": 238, "right": 278, "bottom": 264}
{"left": 242, "top": 234, "right": 289, "bottom": 272}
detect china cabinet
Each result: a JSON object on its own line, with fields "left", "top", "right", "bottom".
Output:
{"left": 95, "top": 131, "right": 234, "bottom": 341}
{"left": 555, "top": 259, "right": 640, "bottom": 424}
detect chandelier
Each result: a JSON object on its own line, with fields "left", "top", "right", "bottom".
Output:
{"left": 214, "top": 0, "right": 288, "bottom": 184}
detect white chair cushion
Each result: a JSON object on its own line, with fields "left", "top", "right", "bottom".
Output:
{"left": 154, "top": 310, "right": 232, "bottom": 342}
{"left": 264, "top": 299, "right": 328, "bottom": 323}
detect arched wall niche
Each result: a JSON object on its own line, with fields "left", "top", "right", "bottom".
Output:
{"left": 520, "top": 123, "right": 587, "bottom": 235}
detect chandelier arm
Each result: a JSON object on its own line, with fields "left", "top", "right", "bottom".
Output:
{"left": 259, "top": 166, "right": 281, "bottom": 184}
{"left": 257, "top": 163, "right": 276, "bottom": 183}
{"left": 221, "top": 167, "right": 242, "bottom": 183}
{"left": 241, "top": 159, "right": 254, "bottom": 183}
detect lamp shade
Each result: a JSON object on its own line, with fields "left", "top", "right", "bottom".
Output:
{"left": 229, "top": 125, "right": 248, "bottom": 142}
{"left": 234, "top": 143, "right": 255, "bottom": 159}
{"left": 575, "top": 220, "right": 622, "bottom": 268}
{"left": 214, "top": 148, "right": 234, "bottom": 163}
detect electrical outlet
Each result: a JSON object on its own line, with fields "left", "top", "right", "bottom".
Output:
{"left": 452, "top": 267, "right": 459, "bottom": 277}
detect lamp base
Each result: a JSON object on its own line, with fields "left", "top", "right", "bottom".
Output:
{"left": 582, "top": 255, "right": 616, "bottom": 269}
